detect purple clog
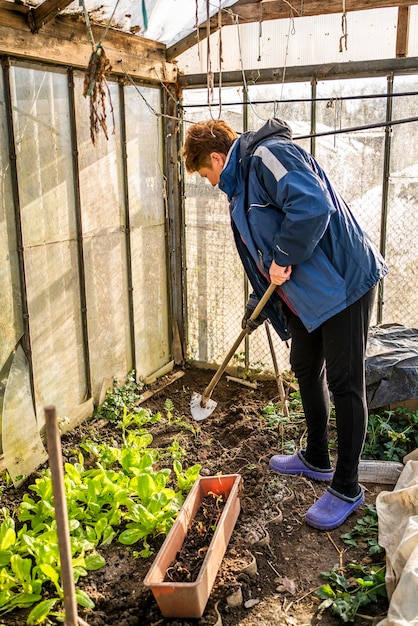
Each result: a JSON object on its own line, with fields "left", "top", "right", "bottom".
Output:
{"left": 269, "top": 450, "right": 334, "bottom": 482}
{"left": 305, "top": 487, "right": 365, "bottom": 530}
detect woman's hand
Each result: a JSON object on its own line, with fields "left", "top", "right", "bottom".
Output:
{"left": 270, "top": 260, "right": 292, "bottom": 285}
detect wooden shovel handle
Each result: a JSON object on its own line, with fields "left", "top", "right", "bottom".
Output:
{"left": 202, "top": 282, "right": 277, "bottom": 402}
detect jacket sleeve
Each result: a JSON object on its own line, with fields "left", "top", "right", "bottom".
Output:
{"left": 258, "top": 164, "right": 336, "bottom": 267}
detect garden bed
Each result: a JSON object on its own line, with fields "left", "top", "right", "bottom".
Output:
{"left": 1, "top": 365, "right": 389, "bottom": 626}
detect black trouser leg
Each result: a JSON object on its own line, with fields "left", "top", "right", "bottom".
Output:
{"left": 288, "top": 287, "right": 376, "bottom": 497}
{"left": 288, "top": 317, "right": 332, "bottom": 470}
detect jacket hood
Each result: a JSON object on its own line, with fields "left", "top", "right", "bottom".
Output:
{"left": 240, "top": 118, "right": 292, "bottom": 167}
{"left": 219, "top": 118, "right": 292, "bottom": 198}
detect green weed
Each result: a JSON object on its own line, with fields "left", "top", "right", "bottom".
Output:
{"left": 363, "top": 406, "right": 418, "bottom": 461}
{"left": 316, "top": 562, "right": 387, "bottom": 623}
{"left": 233, "top": 351, "right": 266, "bottom": 380}
{"left": 340, "top": 504, "right": 383, "bottom": 555}
{"left": 317, "top": 507, "right": 386, "bottom": 622}
{"left": 95, "top": 371, "right": 144, "bottom": 421}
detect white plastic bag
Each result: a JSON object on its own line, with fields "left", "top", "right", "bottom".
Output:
{"left": 376, "top": 460, "right": 418, "bottom": 626}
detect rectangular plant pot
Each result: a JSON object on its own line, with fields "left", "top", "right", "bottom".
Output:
{"left": 143, "top": 473, "right": 242, "bottom": 618}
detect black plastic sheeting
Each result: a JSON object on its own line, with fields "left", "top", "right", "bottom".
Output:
{"left": 366, "top": 325, "right": 418, "bottom": 409}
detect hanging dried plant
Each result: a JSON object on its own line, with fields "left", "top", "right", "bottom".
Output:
{"left": 83, "top": 44, "right": 115, "bottom": 146}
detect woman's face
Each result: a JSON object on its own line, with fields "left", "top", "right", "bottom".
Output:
{"left": 197, "top": 152, "right": 226, "bottom": 186}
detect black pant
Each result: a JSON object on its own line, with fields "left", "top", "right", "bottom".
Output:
{"left": 288, "top": 286, "right": 376, "bottom": 498}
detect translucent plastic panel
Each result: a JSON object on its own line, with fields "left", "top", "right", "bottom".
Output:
{"left": 408, "top": 6, "right": 418, "bottom": 56}
{"left": 75, "top": 78, "right": 125, "bottom": 234}
{"left": 381, "top": 75, "right": 418, "bottom": 328}
{"left": 11, "top": 67, "right": 75, "bottom": 245}
{"left": 2, "top": 346, "right": 47, "bottom": 483}
{"left": 178, "top": 9, "right": 399, "bottom": 74}
{"left": 124, "top": 85, "right": 170, "bottom": 378}
{"left": 11, "top": 66, "right": 86, "bottom": 423}
{"left": 74, "top": 73, "right": 132, "bottom": 399}
{"left": 125, "top": 86, "right": 164, "bottom": 228}
{"left": 0, "top": 69, "right": 22, "bottom": 372}
{"left": 0, "top": 70, "right": 24, "bottom": 452}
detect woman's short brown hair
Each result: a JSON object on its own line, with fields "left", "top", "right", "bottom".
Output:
{"left": 182, "top": 119, "right": 238, "bottom": 173}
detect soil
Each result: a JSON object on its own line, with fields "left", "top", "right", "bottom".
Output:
{"left": 163, "top": 492, "right": 226, "bottom": 583}
{"left": 1, "top": 365, "right": 389, "bottom": 626}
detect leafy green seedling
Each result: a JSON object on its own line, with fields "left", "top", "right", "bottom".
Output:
{"left": 341, "top": 504, "right": 383, "bottom": 555}
{"left": 317, "top": 563, "right": 387, "bottom": 622}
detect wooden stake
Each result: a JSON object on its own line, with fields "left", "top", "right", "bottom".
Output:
{"left": 264, "top": 322, "right": 289, "bottom": 418}
{"left": 44, "top": 405, "right": 81, "bottom": 626}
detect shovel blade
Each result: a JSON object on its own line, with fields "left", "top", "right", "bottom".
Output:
{"left": 190, "top": 392, "right": 218, "bottom": 421}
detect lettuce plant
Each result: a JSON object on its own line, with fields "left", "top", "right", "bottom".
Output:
{"left": 0, "top": 404, "right": 201, "bottom": 622}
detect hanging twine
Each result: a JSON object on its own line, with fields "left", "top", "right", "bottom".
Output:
{"left": 80, "top": 0, "right": 118, "bottom": 145}
{"left": 83, "top": 44, "right": 115, "bottom": 145}
{"left": 206, "top": 0, "right": 214, "bottom": 109}
{"left": 339, "top": 0, "right": 348, "bottom": 52}
{"left": 217, "top": 0, "right": 223, "bottom": 118}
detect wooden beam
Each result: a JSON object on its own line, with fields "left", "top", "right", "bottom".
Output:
{"left": 162, "top": 85, "right": 186, "bottom": 365}
{"left": 27, "top": 0, "right": 74, "bottom": 33}
{"left": 0, "top": 10, "right": 177, "bottom": 83}
{"left": 0, "top": 0, "right": 29, "bottom": 15}
{"left": 396, "top": 5, "right": 410, "bottom": 58}
{"left": 167, "top": 0, "right": 418, "bottom": 60}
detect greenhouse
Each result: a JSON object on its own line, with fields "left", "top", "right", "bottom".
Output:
{"left": 1, "top": 1, "right": 418, "bottom": 624}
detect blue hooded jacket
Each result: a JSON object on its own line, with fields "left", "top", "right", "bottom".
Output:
{"left": 218, "top": 118, "right": 388, "bottom": 341}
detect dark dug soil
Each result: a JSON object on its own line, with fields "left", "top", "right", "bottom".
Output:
{"left": 1, "top": 366, "right": 389, "bottom": 626}
{"left": 163, "top": 492, "right": 226, "bottom": 583}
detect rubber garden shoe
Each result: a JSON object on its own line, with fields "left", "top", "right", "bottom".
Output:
{"left": 269, "top": 450, "right": 334, "bottom": 482}
{"left": 305, "top": 486, "right": 365, "bottom": 530}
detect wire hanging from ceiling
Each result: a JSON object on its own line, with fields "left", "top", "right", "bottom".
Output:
{"left": 217, "top": 0, "right": 223, "bottom": 119}
{"left": 233, "top": 4, "right": 297, "bottom": 123}
{"left": 120, "top": 66, "right": 183, "bottom": 122}
{"left": 195, "top": 0, "right": 201, "bottom": 62}
{"left": 280, "top": 12, "right": 296, "bottom": 101}
{"left": 257, "top": 20, "right": 262, "bottom": 63}
{"left": 326, "top": 97, "right": 343, "bottom": 148}
{"left": 203, "top": 0, "right": 224, "bottom": 120}
{"left": 206, "top": 0, "right": 214, "bottom": 112}
{"left": 340, "top": 0, "right": 348, "bottom": 52}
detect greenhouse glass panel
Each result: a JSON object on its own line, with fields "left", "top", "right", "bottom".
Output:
{"left": 0, "top": 69, "right": 24, "bottom": 451}
{"left": 11, "top": 65, "right": 86, "bottom": 424}
{"left": 124, "top": 84, "right": 170, "bottom": 379}
{"left": 74, "top": 73, "right": 132, "bottom": 400}
{"left": 0, "top": 69, "right": 22, "bottom": 370}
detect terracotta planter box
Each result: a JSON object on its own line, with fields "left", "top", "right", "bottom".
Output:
{"left": 143, "top": 474, "right": 242, "bottom": 618}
